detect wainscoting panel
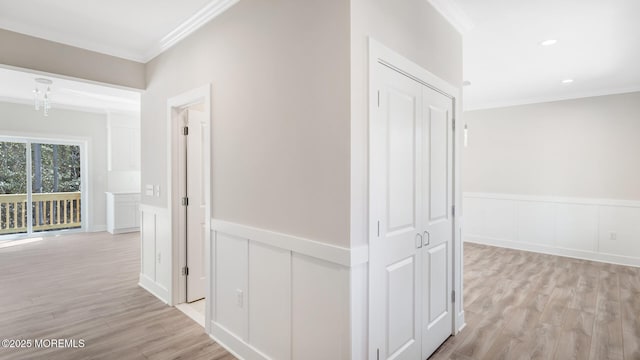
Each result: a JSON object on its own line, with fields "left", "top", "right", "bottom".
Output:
{"left": 215, "top": 232, "right": 248, "bottom": 339}
{"left": 291, "top": 253, "right": 349, "bottom": 360}
{"left": 248, "top": 242, "right": 291, "bottom": 360}
{"left": 599, "top": 205, "right": 640, "bottom": 258}
{"left": 210, "top": 220, "right": 357, "bottom": 360}
{"left": 139, "top": 204, "right": 170, "bottom": 303}
{"left": 464, "top": 193, "right": 640, "bottom": 267}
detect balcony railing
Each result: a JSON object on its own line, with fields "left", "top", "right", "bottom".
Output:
{"left": 0, "top": 192, "right": 82, "bottom": 235}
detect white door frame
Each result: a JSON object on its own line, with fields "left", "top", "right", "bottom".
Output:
{"left": 368, "top": 38, "right": 464, "bottom": 358}
{"left": 166, "top": 84, "right": 212, "bottom": 330}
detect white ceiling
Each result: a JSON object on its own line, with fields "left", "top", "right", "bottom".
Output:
{"left": 0, "top": 0, "right": 238, "bottom": 62}
{"left": 432, "top": 0, "right": 640, "bottom": 110}
{"left": 1, "top": 1, "right": 638, "bottom": 111}
{"left": 0, "top": 66, "right": 140, "bottom": 114}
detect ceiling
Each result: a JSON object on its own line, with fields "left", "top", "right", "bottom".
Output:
{"left": 1, "top": 1, "right": 638, "bottom": 111}
{"left": 431, "top": 0, "right": 640, "bottom": 110}
{"left": 0, "top": 66, "right": 140, "bottom": 114}
{"left": 0, "top": 0, "right": 237, "bottom": 63}
{"left": 0, "top": 1, "right": 238, "bottom": 114}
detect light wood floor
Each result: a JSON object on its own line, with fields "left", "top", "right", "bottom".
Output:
{"left": 0, "top": 232, "right": 234, "bottom": 360}
{"left": 431, "top": 243, "right": 640, "bottom": 360}
{"left": 2, "top": 233, "right": 639, "bottom": 360}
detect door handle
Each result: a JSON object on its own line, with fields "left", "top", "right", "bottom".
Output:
{"left": 423, "top": 231, "right": 430, "bottom": 246}
{"left": 415, "top": 233, "right": 423, "bottom": 249}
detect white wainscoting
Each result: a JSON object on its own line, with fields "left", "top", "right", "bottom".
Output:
{"left": 464, "top": 193, "right": 640, "bottom": 267}
{"left": 138, "top": 204, "right": 171, "bottom": 303}
{"left": 210, "top": 219, "right": 367, "bottom": 360}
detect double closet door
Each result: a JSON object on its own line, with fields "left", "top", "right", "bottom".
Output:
{"left": 370, "top": 63, "right": 454, "bottom": 360}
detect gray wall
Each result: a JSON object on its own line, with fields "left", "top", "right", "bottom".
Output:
{"left": 463, "top": 91, "right": 640, "bottom": 200}
{"left": 349, "top": 0, "right": 463, "bottom": 246}
{"left": 0, "top": 28, "right": 145, "bottom": 89}
{"left": 0, "top": 102, "right": 108, "bottom": 230}
{"left": 142, "top": 0, "right": 351, "bottom": 246}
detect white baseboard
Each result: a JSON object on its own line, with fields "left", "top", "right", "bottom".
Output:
{"left": 211, "top": 322, "right": 270, "bottom": 360}
{"left": 138, "top": 273, "right": 169, "bottom": 303}
{"left": 90, "top": 225, "right": 107, "bottom": 232}
{"left": 175, "top": 303, "right": 205, "bottom": 328}
{"left": 465, "top": 235, "right": 640, "bottom": 268}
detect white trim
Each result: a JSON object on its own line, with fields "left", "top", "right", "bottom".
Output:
{"left": 138, "top": 274, "right": 170, "bottom": 303}
{"left": 464, "top": 86, "right": 640, "bottom": 111}
{"left": 464, "top": 192, "right": 640, "bottom": 208}
{"left": 0, "top": 1, "right": 239, "bottom": 63}
{"left": 211, "top": 219, "right": 368, "bottom": 267}
{"left": 147, "top": 0, "right": 240, "bottom": 62}
{"left": 175, "top": 302, "right": 205, "bottom": 328}
{"left": 166, "top": 85, "right": 212, "bottom": 334}
{"left": 427, "top": 0, "right": 475, "bottom": 34}
{"left": 90, "top": 225, "right": 107, "bottom": 232}
{"left": 465, "top": 235, "right": 640, "bottom": 268}
{"left": 210, "top": 324, "right": 269, "bottom": 360}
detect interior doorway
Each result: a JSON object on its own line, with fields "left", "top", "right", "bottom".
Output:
{"left": 167, "top": 85, "right": 211, "bottom": 330}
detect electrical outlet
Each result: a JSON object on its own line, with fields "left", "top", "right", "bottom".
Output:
{"left": 145, "top": 184, "right": 154, "bottom": 196}
{"left": 236, "top": 289, "right": 243, "bottom": 308}
{"left": 609, "top": 232, "right": 617, "bottom": 241}
{"left": 157, "top": 253, "right": 161, "bottom": 263}
{"left": 154, "top": 185, "right": 160, "bottom": 197}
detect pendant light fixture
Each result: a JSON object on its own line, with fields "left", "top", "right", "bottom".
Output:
{"left": 33, "top": 78, "right": 53, "bottom": 116}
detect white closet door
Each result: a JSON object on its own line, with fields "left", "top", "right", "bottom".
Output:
{"left": 370, "top": 63, "right": 424, "bottom": 360}
{"left": 420, "top": 87, "right": 454, "bottom": 359}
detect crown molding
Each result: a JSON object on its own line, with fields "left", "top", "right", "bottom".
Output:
{"left": 143, "top": 0, "right": 240, "bottom": 62}
{"left": 427, "top": 0, "right": 474, "bottom": 35}
{"left": 463, "top": 85, "right": 640, "bottom": 112}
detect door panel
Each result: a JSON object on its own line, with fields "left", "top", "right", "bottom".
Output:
{"left": 387, "top": 89, "right": 417, "bottom": 232}
{"left": 386, "top": 256, "right": 417, "bottom": 357}
{"left": 421, "top": 87, "right": 454, "bottom": 359}
{"left": 427, "top": 105, "right": 449, "bottom": 222}
{"left": 371, "top": 63, "right": 422, "bottom": 360}
{"left": 425, "top": 243, "right": 448, "bottom": 326}
{"left": 186, "top": 109, "right": 207, "bottom": 302}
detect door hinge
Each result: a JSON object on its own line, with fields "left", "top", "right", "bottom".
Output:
{"left": 452, "top": 290, "right": 456, "bottom": 303}
{"left": 453, "top": 117, "right": 456, "bottom": 131}
{"left": 377, "top": 90, "right": 380, "bottom": 108}
{"left": 452, "top": 205, "right": 455, "bottom": 217}
{"left": 182, "top": 266, "right": 189, "bottom": 276}
{"left": 183, "top": 126, "right": 189, "bottom": 135}
{"left": 377, "top": 220, "right": 380, "bottom": 237}
{"left": 182, "top": 197, "right": 189, "bottom": 206}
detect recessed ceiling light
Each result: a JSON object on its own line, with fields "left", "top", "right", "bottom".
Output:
{"left": 540, "top": 39, "right": 558, "bottom": 46}
{"left": 561, "top": 79, "right": 574, "bottom": 84}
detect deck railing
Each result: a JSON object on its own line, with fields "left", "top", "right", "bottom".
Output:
{"left": 0, "top": 192, "right": 82, "bottom": 234}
